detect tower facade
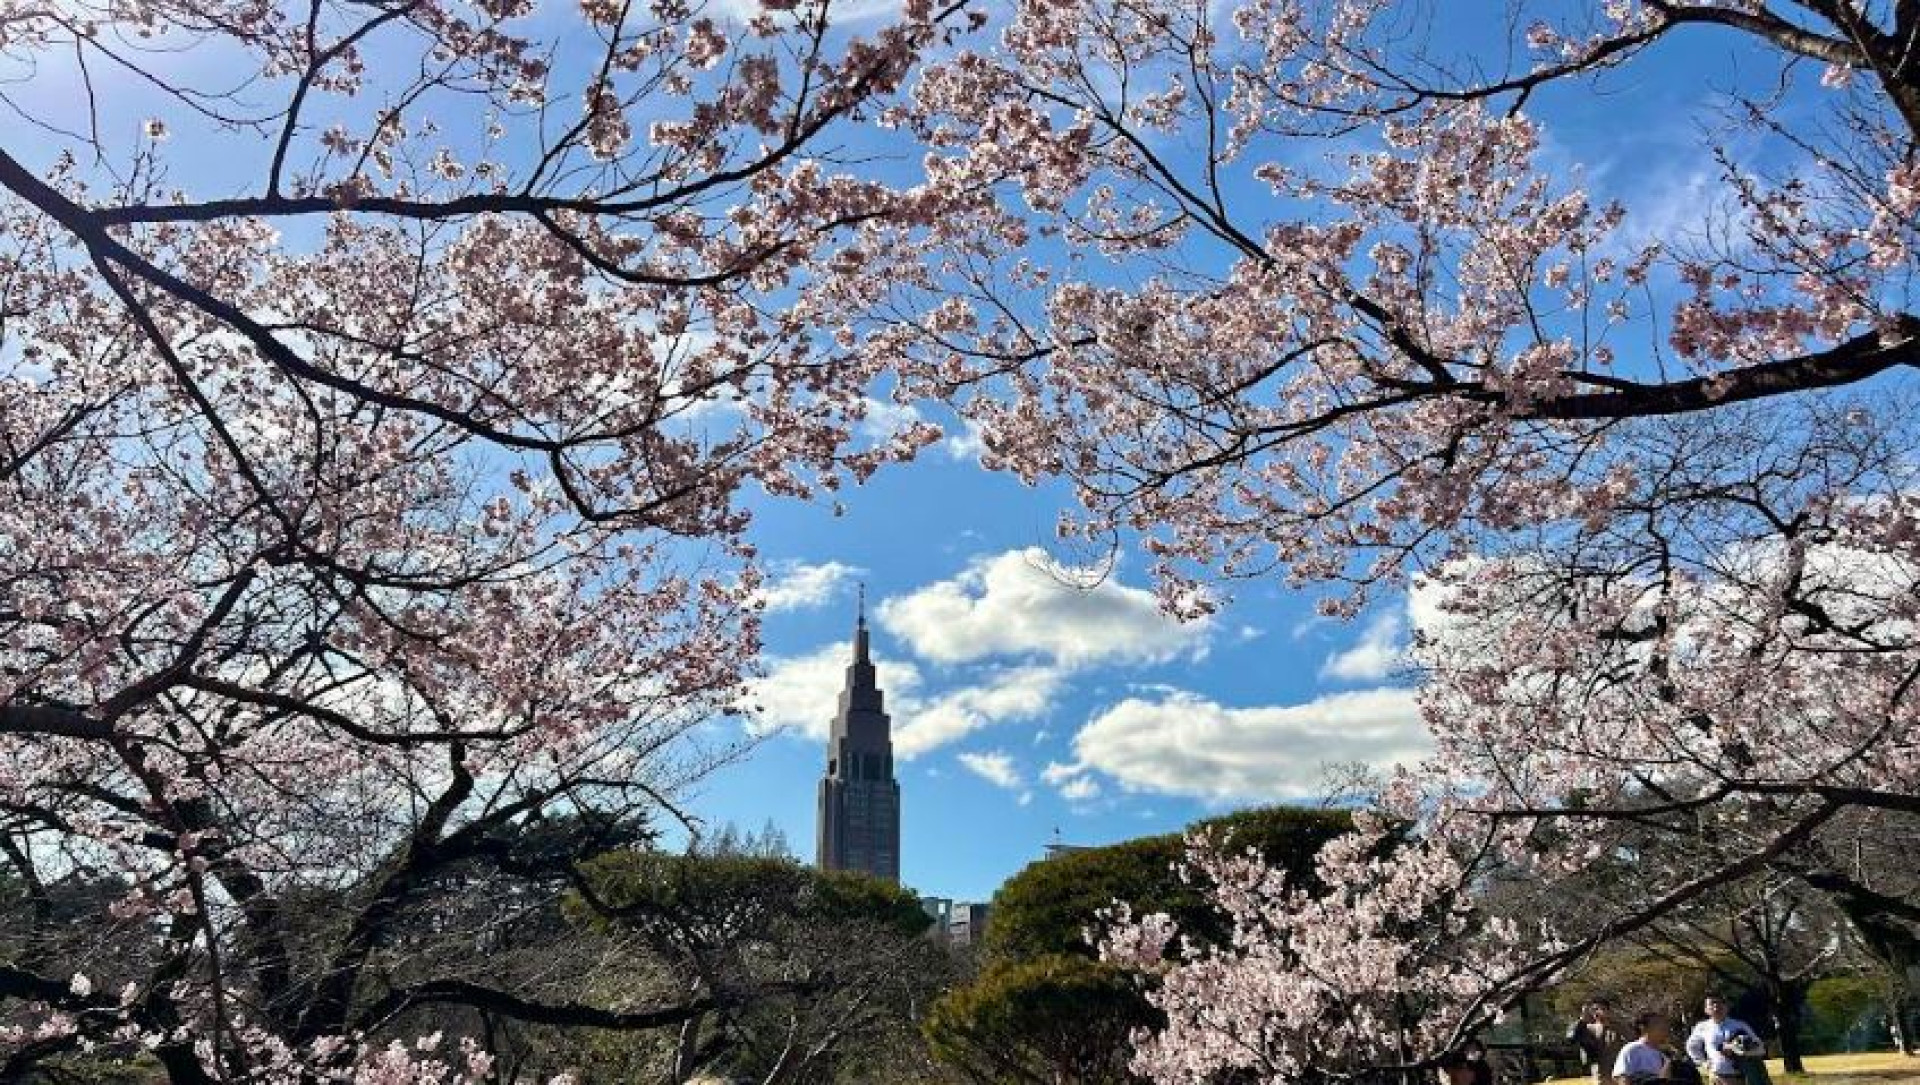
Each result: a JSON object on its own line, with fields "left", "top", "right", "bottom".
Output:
{"left": 816, "top": 603, "right": 901, "bottom": 883}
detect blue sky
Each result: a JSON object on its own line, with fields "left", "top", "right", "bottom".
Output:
{"left": 678, "top": 6, "right": 1836, "bottom": 902}
{"left": 701, "top": 415, "right": 1432, "bottom": 902}
{"left": 3, "top": 0, "right": 1843, "bottom": 901}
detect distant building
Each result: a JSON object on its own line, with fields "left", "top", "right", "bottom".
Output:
{"left": 947, "top": 901, "right": 990, "bottom": 946}
{"left": 815, "top": 599, "right": 901, "bottom": 883}
{"left": 918, "top": 895, "right": 990, "bottom": 947}
{"left": 1043, "top": 842, "right": 1090, "bottom": 861}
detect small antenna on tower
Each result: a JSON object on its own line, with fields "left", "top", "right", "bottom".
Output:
{"left": 857, "top": 581, "right": 866, "bottom": 626}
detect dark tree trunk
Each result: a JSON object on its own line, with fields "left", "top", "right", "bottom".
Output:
{"left": 1801, "top": 874, "right": 1920, "bottom": 1056}
{"left": 1766, "top": 998, "right": 1797, "bottom": 1075}
{"left": 1769, "top": 984, "right": 1807, "bottom": 1075}
{"left": 1892, "top": 990, "right": 1918, "bottom": 1057}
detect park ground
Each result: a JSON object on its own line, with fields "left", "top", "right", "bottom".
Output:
{"left": 1547, "top": 1054, "right": 1920, "bottom": 1085}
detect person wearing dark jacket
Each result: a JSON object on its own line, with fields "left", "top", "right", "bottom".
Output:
{"left": 1570, "top": 1000, "right": 1631, "bottom": 1085}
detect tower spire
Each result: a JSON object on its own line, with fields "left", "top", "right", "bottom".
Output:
{"left": 853, "top": 583, "right": 870, "bottom": 664}
{"left": 818, "top": 581, "right": 899, "bottom": 883}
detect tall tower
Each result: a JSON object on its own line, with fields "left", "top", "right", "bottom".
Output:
{"left": 816, "top": 592, "right": 901, "bottom": 883}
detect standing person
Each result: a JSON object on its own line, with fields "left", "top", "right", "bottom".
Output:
{"left": 1614, "top": 1013, "right": 1675, "bottom": 1085}
{"left": 1570, "top": 999, "right": 1632, "bottom": 1085}
{"left": 1463, "top": 1039, "right": 1495, "bottom": 1085}
{"left": 1685, "top": 997, "right": 1767, "bottom": 1085}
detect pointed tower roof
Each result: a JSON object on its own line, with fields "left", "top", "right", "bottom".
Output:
{"left": 832, "top": 585, "right": 888, "bottom": 744}
{"left": 818, "top": 587, "right": 901, "bottom": 882}
{"left": 853, "top": 582, "right": 870, "bottom": 663}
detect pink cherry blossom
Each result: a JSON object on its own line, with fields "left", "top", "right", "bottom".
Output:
{"left": 1, "top": 0, "right": 979, "bottom": 1076}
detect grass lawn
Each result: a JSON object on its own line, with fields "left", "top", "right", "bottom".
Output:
{"left": 1545, "top": 1052, "right": 1920, "bottom": 1085}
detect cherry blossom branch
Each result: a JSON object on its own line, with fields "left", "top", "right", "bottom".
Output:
{"left": 1649, "top": 2, "right": 1866, "bottom": 68}
{"left": 1434, "top": 798, "right": 1847, "bottom": 1065}
{"left": 267, "top": 0, "right": 427, "bottom": 197}
{"left": 353, "top": 979, "right": 722, "bottom": 1033}
{"left": 0, "top": 703, "right": 115, "bottom": 741}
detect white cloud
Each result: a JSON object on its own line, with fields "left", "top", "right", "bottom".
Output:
{"left": 745, "top": 647, "right": 1062, "bottom": 758}
{"left": 1041, "top": 759, "right": 1104, "bottom": 802}
{"left": 878, "top": 548, "right": 1206, "bottom": 667}
{"left": 1604, "top": 168, "right": 1726, "bottom": 257}
{"left": 943, "top": 416, "right": 987, "bottom": 461}
{"left": 743, "top": 644, "right": 924, "bottom": 742}
{"left": 1290, "top": 614, "right": 1331, "bottom": 640}
{"left": 1320, "top": 609, "right": 1408, "bottom": 682}
{"left": 746, "top": 549, "right": 1209, "bottom": 762}
{"left": 896, "top": 665, "right": 1065, "bottom": 757}
{"left": 1059, "top": 775, "right": 1103, "bottom": 801}
{"left": 857, "top": 397, "right": 930, "bottom": 445}
{"left": 759, "top": 560, "right": 862, "bottom": 613}
{"left": 1056, "top": 687, "right": 1428, "bottom": 802}
{"left": 957, "top": 750, "right": 1022, "bottom": 789}
{"left": 1319, "top": 578, "right": 1465, "bottom": 682}
{"left": 957, "top": 749, "right": 1033, "bottom": 805}
{"left": 1407, "top": 573, "right": 1461, "bottom": 638}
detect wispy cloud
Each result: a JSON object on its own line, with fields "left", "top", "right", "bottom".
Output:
{"left": 957, "top": 749, "right": 1033, "bottom": 805}
{"left": 1050, "top": 687, "right": 1427, "bottom": 803}
{"left": 879, "top": 547, "right": 1208, "bottom": 668}
{"left": 744, "top": 648, "right": 1063, "bottom": 758}
{"left": 749, "top": 548, "right": 1209, "bottom": 760}
{"left": 759, "top": 559, "right": 863, "bottom": 613}
{"left": 1319, "top": 609, "right": 1407, "bottom": 682}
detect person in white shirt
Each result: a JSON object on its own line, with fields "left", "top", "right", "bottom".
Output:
{"left": 1614, "top": 1013, "right": 1675, "bottom": 1085}
{"left": 1685, "top": 997, "right": 1765, "bottom": 1084}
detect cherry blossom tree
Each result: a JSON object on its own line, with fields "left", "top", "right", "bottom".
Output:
{"left": 0, "top": 0, "right": 983, "bottom": 1078}
{"left": 875, "top": 0, "right": 1920, "bottom": 1080}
